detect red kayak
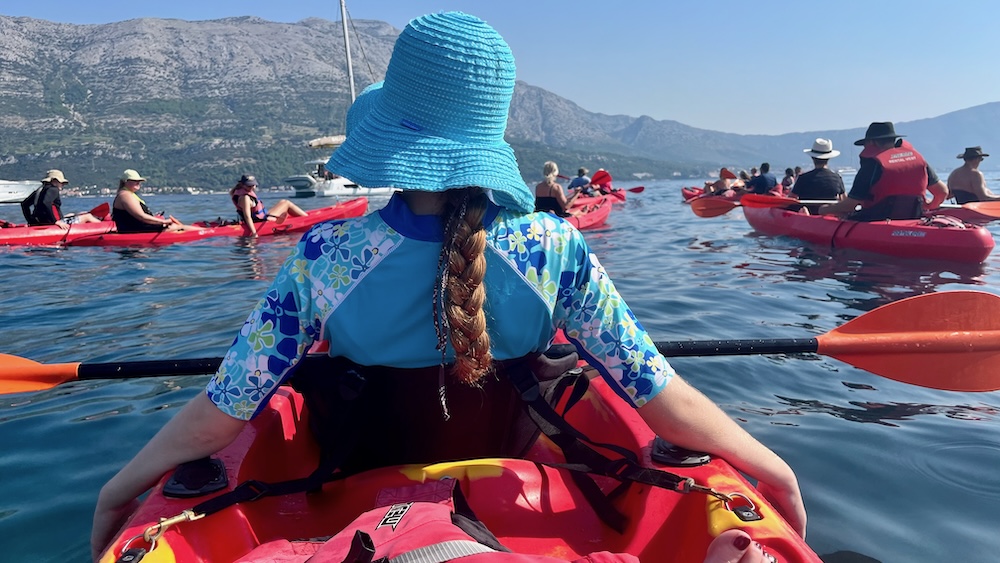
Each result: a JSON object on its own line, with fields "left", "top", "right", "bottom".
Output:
{"left": 567, "top": 195, "right": 612, "bottom": 230}
{"left": 682, "top": 186, "right": 703, "bottom": 201}
{"left": 0, "top": 220, "right": 115, "bottom": 246}
{"left": 741, "top": 194, "right": 995, "bottom": 263}
{"left": 68, "top": 198, "right": 368, "bottom": 247}
{"left": 683, "top": 186, "right": 743, "bottom": 203}
{"left": 97, "top": 363, "right": 819, "bottom": 563}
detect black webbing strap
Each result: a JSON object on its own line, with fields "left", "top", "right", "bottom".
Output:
{"left": 507, "top": 367, "right": 689, "bottom": 533}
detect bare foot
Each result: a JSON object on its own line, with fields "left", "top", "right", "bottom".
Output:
{"left": 704, "top": 529, "right": 776, "bottom": 563}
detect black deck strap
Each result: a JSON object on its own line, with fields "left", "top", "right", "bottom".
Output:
{"left": 450, "top": 481, "right": 513, "bottom": 553}
{"left": 508, "top": 366, "right": 693, "bottom": 533}
{"left": 340, "top": 530, "right": 376, "bottom": 563}
{"left": 508, "top": 368, "right": 638, "bottom": 463}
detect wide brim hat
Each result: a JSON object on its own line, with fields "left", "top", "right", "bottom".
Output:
{"left": 121, "top": 169, "right": 147, "bottom": 182}
{"left": 326, "top": 12, "right": 532, "bottom": 213}
{"left": 804, "top": 138, "right": 841, "bottom": 159}
{"left": 854, "top": 122, "right": 904, "bottom": 146}
{"left": 957, "top": 146, "right": 989, "bottom": 159}
{"left": 42, "top": 169, "right": 68, "bottom": 184}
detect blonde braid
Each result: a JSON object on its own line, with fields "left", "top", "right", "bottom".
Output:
{"left": 439, "top": 188, "right": 492, "bottom": 386}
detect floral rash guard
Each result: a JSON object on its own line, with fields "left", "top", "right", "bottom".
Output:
{"left": 207, "top": 194, "right": 675, "bottom": 420}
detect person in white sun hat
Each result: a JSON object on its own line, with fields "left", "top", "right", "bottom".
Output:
{"left": 92, "top": 12, "right": 803, "bottom": 563}
{"left": 790, "top": 138, "right": 847, "bottom": 207}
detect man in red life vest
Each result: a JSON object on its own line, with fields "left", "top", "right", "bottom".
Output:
{"left": 818, "top": 121, "right": 948, "bottom": 221}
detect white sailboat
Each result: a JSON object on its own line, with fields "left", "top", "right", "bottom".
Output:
{"left": 0, "top": 180, "right": 37, "bottom": 204}
{"left": 283, "top": 1, "right": 397, "bottom": 199}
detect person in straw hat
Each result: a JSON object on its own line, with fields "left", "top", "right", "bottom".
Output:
{"left": 818, "top": 121, "right": 948, "bottom": 220}
{"left": 92, "top": 13, "right": 802, "bottom": 562}
{"left": 790, "top": 138, "right": 846, "bottom": 206}
{"left": 20, "top": 169, "right": 103, "bottom": 227}
{"left": 948, "top": 146, "right": 1000, "bottom": 203}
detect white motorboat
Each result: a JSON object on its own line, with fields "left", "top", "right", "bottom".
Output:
{"left": 0, "top": 180, "right": 38, "bottom": 204}
{"left": 284, "top": 158, "right": 396, "bottom": 198}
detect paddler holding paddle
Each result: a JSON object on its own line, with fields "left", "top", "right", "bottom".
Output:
{"left": 91, "top": 12, "right": 801, "bottom": 563}
{"left": 818, "top": 121, "right": 949, "bottom": 220}
{"left": 20, "top": 169, "right": 105, "bottom": 229}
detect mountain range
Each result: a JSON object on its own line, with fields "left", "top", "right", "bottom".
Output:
{"left": 0, "top": 14, "right": 997, "bottom": 189}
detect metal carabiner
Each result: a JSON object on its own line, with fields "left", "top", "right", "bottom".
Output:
{"left": 723, "top": 492, "right": 757, "bottom": 513}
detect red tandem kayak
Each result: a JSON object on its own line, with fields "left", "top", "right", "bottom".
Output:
{"left": 683, "top": 186, "right": 743, "bottom": 203}
{"left": 567, "top": 195, "right": 613, "bottom": 230}
{"left": 741, "top": 194, "right": 995, "bottom": 263}
{"left": 97, "top": 363, "right": 818, "bottom": 563}
{"left": 0, "top": 220, "right": 115, "bottom": 246}
{"left": 68, "top": 198, "right": 368, "bottom": 247}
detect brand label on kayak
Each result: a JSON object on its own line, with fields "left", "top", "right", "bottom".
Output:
{"left": 378, "top": 502, "right": 413, "bottom": 530}
{"left": 891, "top": 230, "right": 926, "bottom": 237}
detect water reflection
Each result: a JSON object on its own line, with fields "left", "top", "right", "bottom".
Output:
{"left": 734, "top": 246, "right": 988, "bottom": 311}
{"left": 741, "top": 395, "right": 999, "bottom": 427}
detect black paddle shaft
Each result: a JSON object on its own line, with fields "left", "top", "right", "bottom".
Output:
{"left": 73, "top": 339, "right": 821, "bottom": 380}
{"left": 78, "top": 358, "right": 226, "bottom": 379}
{"left": 655, "top": 338, "right": 820, "bottom": 357}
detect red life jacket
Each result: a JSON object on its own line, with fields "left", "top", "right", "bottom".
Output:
{"left": 237, "top": 478, "right": 638, "bottom": 563}
{"left": 231, "top": 186, "right": 266, "bottom": 221}
{"left": 859, "top": 140, "right": 928, "bottom": 203}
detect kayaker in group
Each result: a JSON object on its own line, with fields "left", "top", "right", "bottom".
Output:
{"left": 948, "top": 146, "right": 1000, "bottom": 203}
{"left": 817, "top": 122, "right": 948, "bottom": 221}
{"left": 791, "top": 138, "right": 846, "bottom": 210}
{"left": 230, "top": 174, "right": 307, "bottom": 236}
{"left": 703, "top": 167, "right": 739, "bottom": 196}
{"left": 20, "top": 169, "right": 103, "bottom": 228}
{"left": 111, "top": 169, "right": 199, "bottom": 233}
{"left": 745, "top": 162, "right": 778, "bottom": 194}
{"left": 91, "top": 12, "right": 803, "bottom": 563}
{"left": 567, "top": 167, "right": 591, "bottom": 190}
{"left": 780, "top": 167, "right": 795, "bottom": 194}
{"left": 534, "top": 161, "right": 582, "bottom": 216}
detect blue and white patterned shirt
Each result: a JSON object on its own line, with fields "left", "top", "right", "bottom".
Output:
{"left": 207, "top": 194, "right": 674, "bottom": 419}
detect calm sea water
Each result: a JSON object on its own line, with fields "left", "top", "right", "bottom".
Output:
{"left": 1, "top": 181, "right": 998, "bottom": 562}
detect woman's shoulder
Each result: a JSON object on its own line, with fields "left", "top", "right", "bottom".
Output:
{"left": 490, "top": 209, "right": 585, "bottom": 244}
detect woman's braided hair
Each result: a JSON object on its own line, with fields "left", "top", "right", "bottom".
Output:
{"left": 434, "top": 187, "right": 493, "bottom": 386}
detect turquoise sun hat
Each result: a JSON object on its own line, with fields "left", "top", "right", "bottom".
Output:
{"left": 344, "top": 81, "right": 383, "bottom": 136}
{"left": 326, "top": 12, "right": 532, "bottom": 213}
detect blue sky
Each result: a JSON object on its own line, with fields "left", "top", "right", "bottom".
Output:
{"left": 6, "top": 0, "right": 999, "bottom": 135}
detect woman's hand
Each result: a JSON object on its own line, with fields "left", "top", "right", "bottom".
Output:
{"left": 756, "top": 478, "right": 807, "bottom": 538}
{"left": 91, "top": 495, "right": 140, "bottom": 561}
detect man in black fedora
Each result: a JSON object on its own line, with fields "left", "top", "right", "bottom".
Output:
{"left": 948, "top": 146, "right": 1000, "bottom": 203}
{"left": 818, "top": 121, "right": 948, "bottom": 220}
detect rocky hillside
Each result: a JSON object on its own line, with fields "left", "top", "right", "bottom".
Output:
{"left": 0, "top": 14, "right": 996, "bottom": 189}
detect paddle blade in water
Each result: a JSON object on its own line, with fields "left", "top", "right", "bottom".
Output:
{"left": 0, "top": 354, "right": 80, "bottom": 394}
{"left": 690, "top": 197, "right": 738, "bottom": 218}
{"left": 817, "top": 291, "right": 1000, "bottom": 392}
{"left": 628, "top": 186, "right": 645, "bottom": 193}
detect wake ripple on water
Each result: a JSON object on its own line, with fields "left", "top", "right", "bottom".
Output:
{"left": 904, "top": 439, "right": 1000, "bottom": 499}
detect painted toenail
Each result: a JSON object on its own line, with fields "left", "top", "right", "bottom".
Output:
{"left": 733, "top": 535, "right": 751, "bottom": 550}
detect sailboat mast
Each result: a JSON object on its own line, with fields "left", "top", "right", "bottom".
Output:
{"left": 340, "top": 0, "right": 356, "bottom": 103}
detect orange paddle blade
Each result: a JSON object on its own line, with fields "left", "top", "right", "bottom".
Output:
{"left": 690, "top": 197, "right": 739, "bottom": 218}
{"left": 0, "top": 354, "right": 80, "bottom": 394}
{"left": 627, "top": 186, "right": 645, "bottom": 193}
{"left": 959, "top": 201, "right": 1000, "bottom": 219}
{"left": 818, "top": 291, "right": 1000, "bottom": 392}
